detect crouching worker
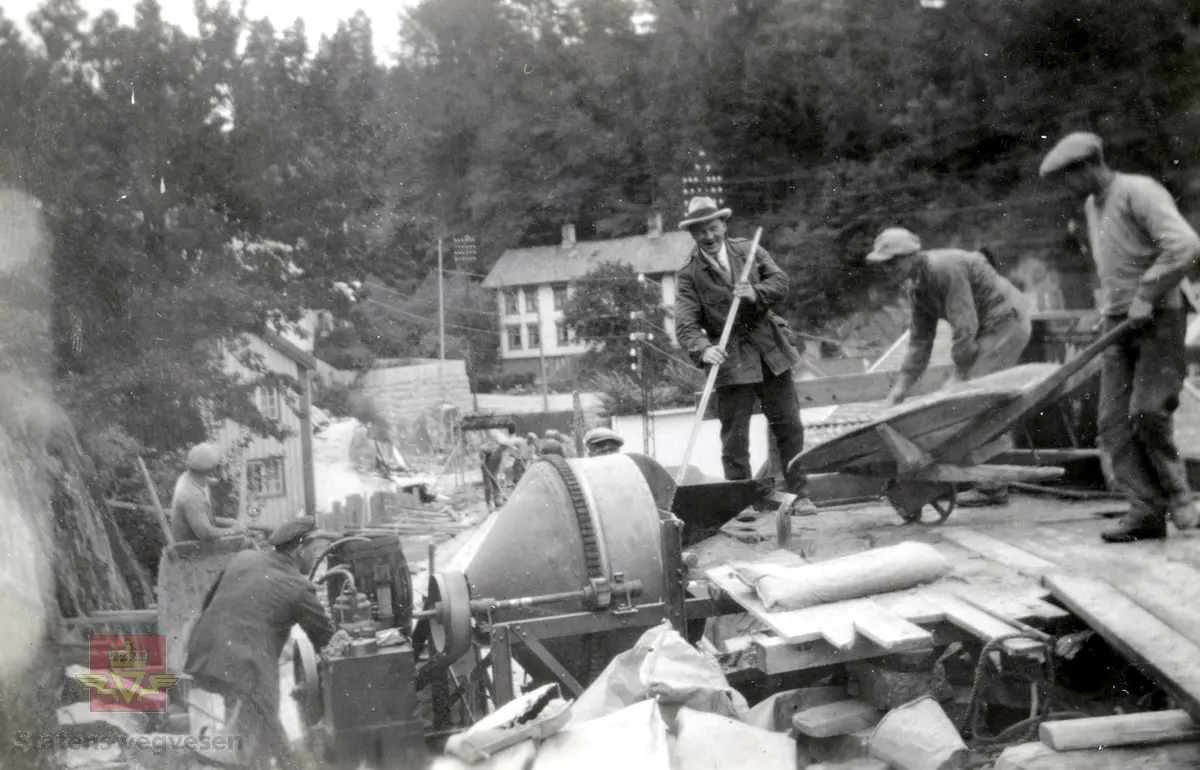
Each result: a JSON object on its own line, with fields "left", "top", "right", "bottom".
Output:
{"left": 868, "top": 227, "right": 1032, "bottom": 506}
{"left": 184, "top": 517, "right": 337, "bottom": 769}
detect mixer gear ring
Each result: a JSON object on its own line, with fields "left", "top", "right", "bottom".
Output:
{"left": 289, "top": 633, "right": 322, "bottom": 728}
{"left": 540, "top": 455, "right": 609, "bottom": 681}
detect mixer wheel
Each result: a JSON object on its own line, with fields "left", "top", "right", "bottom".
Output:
{"left": 431, "top": 570, "right": 473, "bottom": 664}
{"left": 289, "top": 633, "right": 322, "bottom": 728}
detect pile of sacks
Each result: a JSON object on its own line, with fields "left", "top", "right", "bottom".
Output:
{"left": 432, "top": 623, "right": 798, "bottom": 770}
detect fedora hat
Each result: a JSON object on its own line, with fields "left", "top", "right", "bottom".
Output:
{"left": 679, "top": 196, "right": 732, "bottom": 230}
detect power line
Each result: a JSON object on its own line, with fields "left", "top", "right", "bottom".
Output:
{"left": 362, "top": 296, "right": 493, "bottom": 334}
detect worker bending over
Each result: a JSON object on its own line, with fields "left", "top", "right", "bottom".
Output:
{"left": 868, "top": 228, "right": 1032, "bottom": 505}
{"left": 674, "top": 196, "right": 816, "bottom": 515}
{"left": 1041, "top": 131, "right": 1200, "bottom": 542}
{"left": 185, "top": 517, "right": 336, "bottom": 769}
{"left": 170, "top": 443, "right": 245, "bottom": 542}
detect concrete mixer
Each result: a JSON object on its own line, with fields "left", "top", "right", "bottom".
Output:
{"left": 288, "top": 452, "right": 772, "bottom": 767}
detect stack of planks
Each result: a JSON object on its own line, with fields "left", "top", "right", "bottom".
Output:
{"left": 321, "top": 490, "right": 472, "bottom": 542}
{"left": 940, "top": 524, "right": 1200, "bottom": 769}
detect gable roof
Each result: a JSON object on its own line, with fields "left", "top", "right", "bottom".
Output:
{"left": 482, "top": 231, "right": 695, "bottom": 289}
{"left": 262, "top": 331, "right": 319, "bottom": 371}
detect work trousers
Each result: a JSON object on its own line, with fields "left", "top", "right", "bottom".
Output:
{"left": 965, "top": 310, "right": 1032, "bottom": 494}
{"left": 480, "top": 448, "right": 504, "bottom": 509}
{"left": 1098, "top": 306, "right": 1192, "bottom": 518}
{"left": 223, "top": 694, "right": 293, "bottom": 770}
{"left": 716, "top": 364, "right": 808, "bottom": 496}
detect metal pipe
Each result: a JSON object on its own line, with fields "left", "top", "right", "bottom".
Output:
{"left": 316, "top": 567, "right": 357, "bottom": 595}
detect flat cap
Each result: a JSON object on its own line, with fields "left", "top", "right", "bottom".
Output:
{"left": 186, "top": 443, "right": 222, "bottom": 473}
{"left": 269, "top": 516, "right": 338, "bottom": 549}
{"left": 866, "top": 228, "right": 922, "bottom": 263}
{"left": 1039, "top": 132, "right": 1103, "bottom": 177}
{"left": 539, "top": 439, "right": 565, "bottom": 457}
{"left": 584, "top": 427, "right": 624, "bottom": 448}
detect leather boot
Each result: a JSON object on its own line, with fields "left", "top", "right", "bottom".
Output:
{"left": 1101, "top": 508, "right": 1167, "bottom": 543}
{"left": 1170, "top": 497, "right": 1200, "bottom": 530}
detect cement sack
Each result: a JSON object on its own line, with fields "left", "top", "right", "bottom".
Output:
{"left": 729, "top": 542, "right": 950, "bottom": 611}
{"left": 568, "top": 622, "right": 749, "bottom": 724}
{"left": 445, "top": 684, "right": 572, "bottom": 764}
{"left": 534, "top": 700, "right": 672, "bottom": 770}
{"left": 672, "top": 705, "right": 798, "bottom": 770}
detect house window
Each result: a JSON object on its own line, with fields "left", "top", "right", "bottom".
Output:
{"left": 246, "top": 457, "right": 285, "bottom": 498}
{"left": 524, "top": 287, "right": 538, "bottom": 314}
{"left": 556, "top": 322, "right": 571, "bottom": 346}
{"left": 553, "top": 285, "right": 568, "bottom": 311}
{"left": 257, "top": 387, "right": 281, "bottom": 421}
{"left": 507, "top": 325, "right": 523, "bottom": 350}
{"left": 527, "top": 323, "right": 541, "bottom": 349}
{"left": 504, "top": 291, "right": 519, "bottom": 316}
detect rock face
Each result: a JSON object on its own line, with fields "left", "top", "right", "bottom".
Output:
{"left": 0, "top": 188, "right": 150, "bottom": 768}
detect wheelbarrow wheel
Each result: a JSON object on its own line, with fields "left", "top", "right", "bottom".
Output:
{"left": 885, "top": 482, "right": 958, "bottom": 525}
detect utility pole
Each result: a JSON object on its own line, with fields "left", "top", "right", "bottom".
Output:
{"left": 537, "top": 300, "right": 549, "bottom": 412}
{"left": 629, "top": 310, "right": 654, "bottom": 456}
{"left": 437, "top": 237, "right": 446, "bottom": 363}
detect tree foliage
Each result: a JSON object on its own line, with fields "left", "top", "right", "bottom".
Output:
{"left": 2, "top": 0, "right": 1199, "bottom": 465}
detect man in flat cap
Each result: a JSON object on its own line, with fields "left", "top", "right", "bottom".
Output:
{"left": 867, "top": 227, "right": 1033, "bottom": 505}
{"left": 584, "top": 427, "right": 625, "bottom": 457}
{"left": 170, "top": 443, "right": 245, "bottom": 542}
{"left": 185, "top": 517, "right": 336, "bottom": 768}
{"left": 1041, "top": 131, "right": 1200, "bottom": 542}
{"left": 674, "top": 196, "right": 816, "bottom": 515}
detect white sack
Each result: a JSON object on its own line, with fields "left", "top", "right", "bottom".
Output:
{"left": 534, "top": 700, "right": 672, "bottom": 770}
{"left": 729, "top": 542, "right": 950, "bottom": 611}
{"left": 568, "top": 622, "right": 749, "bottom": 724}
{"left": 445, "top": 684, "right": 571, "bottom": 764}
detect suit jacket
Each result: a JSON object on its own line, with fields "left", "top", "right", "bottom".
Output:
{"left": 673, "top": 237, "right": 802, "bottom": 388}
{"left": 185, "top": 549, "right": 334, "bottom": 716}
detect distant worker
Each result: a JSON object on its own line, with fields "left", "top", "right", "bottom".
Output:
{"left": 1041, "top": 131, "right": 1200, "bottom": 542}
{"left": 509, "top": 437, "right": 530, "bottom": 485}
{"left": 480, "top": 441, "right": 508, "bottom": 512}
{"left": 584, "top": 427, "right": 625, "bottom": 457}
{"left": 185, "top": 517, "right": 336, "bottom": 769}
{"left": 868, "top": 228, "right": 1032, "bottom": 506}
{"left": 544, "top": 430, "right": 577, "bottom": 458}
{"left": 673, "top": 196, "right": 816, "bottom": 515}
{"left": 170, "top": 443, "right": 244, "bottom": 542}
{"left": 539, "top": 439, "right": 566, "bottom": 457}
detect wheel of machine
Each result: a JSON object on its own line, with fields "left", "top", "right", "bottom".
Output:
{"left": 885, "top": 481, "right": 957, "bottom": 525}
{"left": 289, "top": 633, "right": 322, "bottom": 728}
{"left": 430, "top": 570, "right": 473, "bottom": 663}
{"left": 930, "top": 485, "right": 957, "bottom": 523}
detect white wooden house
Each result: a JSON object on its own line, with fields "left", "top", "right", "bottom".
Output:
{"left": 203, "top": 332, "right": 319, "bottom": 528}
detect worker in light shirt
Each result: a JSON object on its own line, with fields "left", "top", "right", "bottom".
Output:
{"left": 1041, "top": 131, "right": 1200, "bottom": 543}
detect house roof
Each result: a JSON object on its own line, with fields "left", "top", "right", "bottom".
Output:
{"left": 262, "top": 331, "right": 319, "bottom": 371}
{"left": 482, "top": 231, "right": 695, "bottom": 289}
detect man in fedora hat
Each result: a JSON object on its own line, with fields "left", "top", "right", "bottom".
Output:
{"left": 1041, "top": 131, "right": 1200, "bottom": 542}
{"left": 674, "top": 196, "right": 816, "bottom": 515}
{"left": 866, "top": 228, "right": 1032, "bottom": 505}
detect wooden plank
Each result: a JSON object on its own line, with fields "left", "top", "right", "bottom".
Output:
{"left": 793, "top": 366, "right": 953, "bottom": 410}
{"left": 940, "top": 529, "right": 1056, "bottom": 578}
{"left": 1039, "top": 710, "right": 1200, "bottom": 751}
{"left": 1045, "top": 573, "right": 1200, "bottom": 722}
{"left": 1117, "top": 563, "right": 1200, "bottom": 648}
{"left": 995, "top": 740, "right": 1200, "bottom": 770}
{"left": 792, "top": 700, "right": 882, "bottom": 738}
{"left": 911, "top": 464, "right": 1065, "bottom": 484}
{"left": 925, "top": 593, "right": 1043, "bottom": 652}
{"left": 706, "top": 566, "right": 928, "bottom": 651}
{"left": 991, "top": 448, "right": 1104, "bottom": 466}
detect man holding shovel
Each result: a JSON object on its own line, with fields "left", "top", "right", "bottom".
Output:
{"left": 1041, "top": 131, "right": 1200, "bottom": 542}
{"left": 673, "top": 196, "right": 816, "bottom": 515}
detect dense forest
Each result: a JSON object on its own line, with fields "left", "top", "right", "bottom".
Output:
{"left": 1, "top": 0, "right": 1199, "bottom": 463}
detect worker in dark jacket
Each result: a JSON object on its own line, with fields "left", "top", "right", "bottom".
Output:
{"left": 868, "top": 228, "right": 1033, "bottom": 505}
{"left": 185, "top": 517, "right": 336, "bottom": 769}
{"left": 1041, "top": 132, "right": 1200, "bottom": 542}
{"left": 673, "top": 196, "right": 816, "bottom": 515}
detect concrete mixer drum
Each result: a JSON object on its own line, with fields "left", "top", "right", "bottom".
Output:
{"left": 451, "top": 453, "right": 675, "bottom": 690}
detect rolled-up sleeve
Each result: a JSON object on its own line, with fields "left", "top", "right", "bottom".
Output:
{"left": 1130, "top": 179, "right": 1200, "bottom": 304}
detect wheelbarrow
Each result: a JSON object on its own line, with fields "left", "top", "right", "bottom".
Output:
{"left": 789, "top": 320, "right": 1132, "bottom": 524}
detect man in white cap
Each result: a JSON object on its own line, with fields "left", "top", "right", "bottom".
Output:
{"left": 1041, "top": 131, "right": 1200, "bottom": 542}
{"left": 674, "top": 196, "right": 816, "bottom": 515}
{"left": 867, "top": 228, "right": 1031, "bottom": 505}
{"left": 584, "top": 427, "right": 624, "bottom": 457}
{"left": 170, "top": 442, "right": 245, "bottom": 542}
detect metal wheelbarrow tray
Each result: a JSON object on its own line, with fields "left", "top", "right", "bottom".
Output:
{"left": 791, "top": 321, "right": 1131, "bottom": 523}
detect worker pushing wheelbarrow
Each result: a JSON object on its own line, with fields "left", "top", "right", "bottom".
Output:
{"left": 789, "top": 320, "right": 1134, "bottom": 524}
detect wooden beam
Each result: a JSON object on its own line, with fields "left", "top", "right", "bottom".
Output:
{"left": 792, "top": 700, "right": 882, "bottom": 738}
{"left": 1044, "top": 573, "right": 1200, "bottom": 722}
{"left": 939, "top": 530, "right": 1055, "bottom": 578}
{"left": 995, "top": 740, "right": 1200, "bottom": 770}
{"left": 137, "top": 456, "right": 174, "bottom": 548}
{"left": 1039, "top": 710, "right": 1200, "bottom": 751}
